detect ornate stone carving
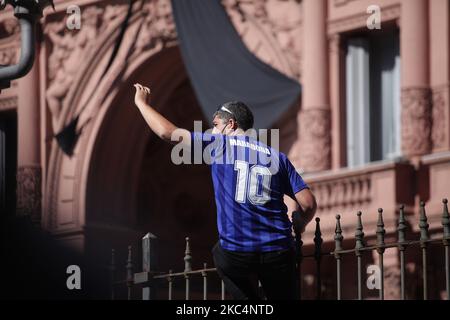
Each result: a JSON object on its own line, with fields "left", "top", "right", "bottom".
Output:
{"left": 44, "top": 6, "right": 104, "bottom": 131}
{"left": 221, "top": 0, "right": 302, "bottom": 80}
{"left": 298, "top": 108, "right": 331, "bottom": 172}
{"left": 0, "top": 47, "right": 17, "bottom": 65}
{"left": 76, "top": 0, "right": 177, "bottom": 132}
{"left": 432, "top": 85, "right": 449, "bottom": 151}
{"left": 43, "top": 0, "right": 178, "bottom": 231}
{"left": 17, "top": 165, "right": 42, "bottom": 223}
{"left": 44, "top": 0, "right": 176, "bottom": 133}
{"left": 401, "top": 88, "right": 432, "bottom": 156}
{"left": 0, "top": 18, "right": 20, "bottom": 39}
{"left": 134, "top": 0, "right": 176, "bottom": 53}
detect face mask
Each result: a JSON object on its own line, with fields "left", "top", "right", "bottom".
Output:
{"left": 220, "top": 123, "right": 230, "bottom": 135}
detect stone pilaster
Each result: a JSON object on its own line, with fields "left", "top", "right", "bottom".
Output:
{"left": 16, "top": 165, "right": 42, "bottom": 223}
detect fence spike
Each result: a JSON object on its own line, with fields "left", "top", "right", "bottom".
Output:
{"left": 398, "top": 204, "right": 407, "bottom": 244}
{"left": 314, "top": 217, "right": 323, "bottom": 260}
{"left": 442, "top": 199, "right": 450, "bottom": 300}
{"left": 334, "top": 215, "right": 344, "bottom": 254}
{"left": 442, "top": 199, "right": 450, "bottom": 241}
{"left": 419, "top": 201, "right": 429, "bottom": 300}
{"left": 355, "top": 211, "right": 365, "bottom": 300}
{"left": 334, "top": 214, "right": 343, "bottom": 300}
{"left": 376, "top": 208, "right": 386, "bottom": 254}
{"left": 292, "top": 211, "right": 303, "bottom": 300}
{"left": 397, "top": 204, "right": 407, "bottom": 300}
{"left": 376, "top": 208, "right": 386, "bottom": 300}
{"left": 184, "top": 237, "right": 192, "bottom": 273}
{"left": 314, "top": 217, "right": 323, "bottom": 300}
{"left": 292, "top": 211, "right": 304, "bottom": 263}
{"left": 355, "top": 211, "right": 365, "bottom": 252}
{"left": 419, "top": 201, "right": 430, "bottom": 245}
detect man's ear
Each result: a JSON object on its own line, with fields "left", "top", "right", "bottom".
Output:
{"left": 229, "top": 118, "right": 238, "bottom": 130}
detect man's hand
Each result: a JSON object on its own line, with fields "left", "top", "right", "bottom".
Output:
{"left": 131, "top": 83, "right": 191, "bottom": 146}
{"left": 134, "top": 83, "right": 151, "bottom": 107}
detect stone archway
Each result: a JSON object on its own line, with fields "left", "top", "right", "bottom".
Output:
{"left": 84, "top": 46, "right": 218, "bottom": 273}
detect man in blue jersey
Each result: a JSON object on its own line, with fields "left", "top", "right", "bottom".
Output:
{"left": 133, "top": 83, "right": 317, "bottom": 300}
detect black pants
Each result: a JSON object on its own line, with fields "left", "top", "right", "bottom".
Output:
{"left": 212, "top": 242, "right": 298, "bottom": 300}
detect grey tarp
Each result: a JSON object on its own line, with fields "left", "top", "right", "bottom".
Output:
{"left": 171, "top": 0, "right": 301, "bottom": 129}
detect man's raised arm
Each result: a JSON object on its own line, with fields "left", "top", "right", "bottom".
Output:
{"left": 133, "top": 83, "right": 191, "bottom": 145}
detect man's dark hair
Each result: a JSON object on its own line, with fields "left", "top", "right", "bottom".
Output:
{"left": 213, "top": 101, "right": 254, "bottom": 131}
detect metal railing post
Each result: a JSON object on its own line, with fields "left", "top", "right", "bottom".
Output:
{"left": 142, "top": 232, "right": 157, "bottom": 300}
{"left": 355, "top": 211, "right": 365, "bottom": 300}
{"left": 376, "top": 208, "right": 386, "bottom": 300}
{"left": 184, "top": 237, "right": 192, "bottom": 300}
{"left": 334, "top": 214, "right": 344, "bottom": 300}
{"left": 397, "top": 205, "right": 407, "bottom": 300}
{"left": 202, "top": 263, "right": 208, "bottom": 300}
{"left": 314, "top": 217, "right": 323, "bottom": 300}
{"left": 441, "top": 199, "right": 450, "bottom": 300}
{"left": 419, "top": 202, "right": 429, "bottom": 300}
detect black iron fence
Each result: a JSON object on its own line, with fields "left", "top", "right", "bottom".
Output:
{"left": 109, "top": 199, "right": 450, "bottom": 300}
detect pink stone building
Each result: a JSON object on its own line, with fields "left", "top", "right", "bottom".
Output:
{"left": 0, "top": 0, "right": 449, "bottom": 299}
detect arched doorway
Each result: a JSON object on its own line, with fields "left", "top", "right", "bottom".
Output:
{"left": 83, "top": 47, "right": 219, "bottom": 297}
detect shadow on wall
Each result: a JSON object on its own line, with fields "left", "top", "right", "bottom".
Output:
{"left": 0, "top": 215, "right": 109, "bottom": 299}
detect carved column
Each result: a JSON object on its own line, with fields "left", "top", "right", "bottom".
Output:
{"left": 16, "top": 40, "right": 41, "bottom": 223}
{"left": 430, "top": 0, "right": 450, "bottom": 152}
{"left": 401, "top": 0, "right": 431, "bottom": 157}
{"left": 295, "top": 0, "right": 331, "bottom": 172}
{"left": 329, "top": 34, "right": 346, "bottom": 169}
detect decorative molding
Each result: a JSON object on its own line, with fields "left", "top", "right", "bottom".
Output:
{"left": 221, "top": 0, "right": 302, "bottom": 80}
{"left": 333, "top": 0, "right": 358, "bottom": 7}
{"left": 298, "top": 108, "right": 331, "bottom": 172}
{"left": 401, "top": 87, "right": 432, "bottom": 156}
{"left": 432, "top": 85, "right": 450, "bottom": 151}
{"left": 17, "top": 165, "right": 42, "bottom": 223}
{"left": 328, "top": 5, "right": 400, "bottom": 35}
{"left": 0, "top": 96, "right": 17, "bottom": 111}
